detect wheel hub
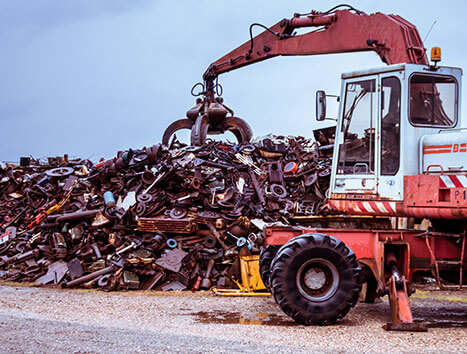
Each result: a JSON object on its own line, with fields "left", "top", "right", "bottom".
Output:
{"left": 296, "top": 258, "right": 340, "bottom": 302}
{"left": 304, "top": 268, "right": 327, "bottom": 290}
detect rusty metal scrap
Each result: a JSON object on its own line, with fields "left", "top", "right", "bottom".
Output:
{"left": 0, "top": 136, "right": 331, "bottom": 291}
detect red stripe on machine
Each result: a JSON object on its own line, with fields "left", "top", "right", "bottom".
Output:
{"left": 439, "top": 178, "right": 447, "bottom": 188}
{"left": 424, "top": 144, "right": 452, "bottom": 150}
{"left": 383, "top": 201, "right": 395, "bottom": 214}
{"left": 440, "top": 175, "right": 467, "bottom": 188}
{"left": 357, "top": 202, "right": 368, "bottom": 213}
{"left": 450, "top": 176, "right": 464, "bottom": 188}
{"left": 369, "top": 202, "right": 379, "bottom": 213}
{"left": 422, "top": 143, "right": 467, "bottom": 155}
{"left": 424, "top": 149, "right": 452, "bottom": 154}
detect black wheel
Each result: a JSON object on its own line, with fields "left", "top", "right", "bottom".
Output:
{"left": 270, "top": 233, "right": 361, "bottom": 325}
{"left": 162, "top": 118, "right": 193, "bottom": 146}
{"left": 259, "top": 245, "right": 280, "bottom": 292}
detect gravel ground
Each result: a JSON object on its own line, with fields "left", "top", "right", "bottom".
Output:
{"left": 0, "top": 284, "right": 465, "bottom": 353}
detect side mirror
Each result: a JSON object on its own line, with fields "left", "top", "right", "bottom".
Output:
{"left": 316, "top": 90, "right": 326, "bottom": 121}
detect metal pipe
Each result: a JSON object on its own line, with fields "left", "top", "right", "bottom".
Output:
{"left": 103, "top": 191, "right": 116, "bottom": 207}
{"left": 200, "top": 259, "right": 215, "bottom": 289}
{"left": 207, "top": 223, "right": 229, "bottom": 251}
{"left": 91, "top": 243, "right": 102, "bottom": 259}
{"left": 0, "top": 249, "right": 40, "bottom": 266}
{"left": 116, "top": 241, "right": 136, "bottom": 255}
{"left": 289, "top": 15, "right": 336, "bottom": 29}
{"left": 51, "top": 209, "right": 103, "bottom": 223}
{"left": 62, "top": 265, "right": 118, "bottom": 288}
{"left": 248, "top": 168, "right": 265, "bottom": 205}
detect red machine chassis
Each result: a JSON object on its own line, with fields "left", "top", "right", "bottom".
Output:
{"left": 264, "top": 225, "right": 465, "bottom": 328}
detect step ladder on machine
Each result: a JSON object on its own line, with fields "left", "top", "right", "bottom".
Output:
{"left": 423, "top": 231, "right": 466, "bottom": 290}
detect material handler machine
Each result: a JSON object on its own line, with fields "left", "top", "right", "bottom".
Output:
{"left": 163, "top": 5, "right": 466, "bottom": 330}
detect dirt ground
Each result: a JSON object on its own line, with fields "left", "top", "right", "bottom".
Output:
{"left": 0, "top": 283, "right": 465, "bottom": 353}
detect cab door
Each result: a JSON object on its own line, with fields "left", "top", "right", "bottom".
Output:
{"left": 333, "top": 76, "right": 378, "bottom": 195}
{"left": 378, "top": 74, "right": 403, "bottom": 200}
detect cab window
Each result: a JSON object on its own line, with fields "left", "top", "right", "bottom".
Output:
{"left": 337, "top": 79, "right": 376, "bottom": 175}
{"left": 381, "top": 77, "right": 400, "bottom": 175}
{"left": 409, "top": 74, "right": 457, "bottom": 127}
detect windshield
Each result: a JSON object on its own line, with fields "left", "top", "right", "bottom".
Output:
{"left": 337, "top": 79, "right": 376, "bottom": 175}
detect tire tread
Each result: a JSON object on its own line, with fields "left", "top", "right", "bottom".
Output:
{"left": 270, "top": 233, "right": 361, "bottom": 325}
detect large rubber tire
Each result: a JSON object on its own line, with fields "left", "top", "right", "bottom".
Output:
{"left": 270, "top": 233, "right": 361, "bottom": 325}
{"left": 162, "top": 119, "right": 193, "bottom": 146}
{"left": 259, "top": 245, "right": 280, "bottom": 292}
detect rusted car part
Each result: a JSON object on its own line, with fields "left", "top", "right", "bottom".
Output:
{"left": 0, "top": 134, "right": 331, "bottom": 292}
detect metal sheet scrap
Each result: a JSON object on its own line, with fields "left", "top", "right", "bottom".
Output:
{"left": 0, "top": 134, "right": 332, "bottom": 291}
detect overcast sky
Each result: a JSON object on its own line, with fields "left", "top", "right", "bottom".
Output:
{"left": 1, "top": 0, "right": 466, "bottom": 162}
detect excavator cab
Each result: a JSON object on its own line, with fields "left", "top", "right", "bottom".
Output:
{"left": 325, "top": 63, "right": 463, "bottom": 208}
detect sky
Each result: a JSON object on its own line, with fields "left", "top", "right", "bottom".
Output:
{"left": 1, "top": 0, "right": 466, "bottom": 162}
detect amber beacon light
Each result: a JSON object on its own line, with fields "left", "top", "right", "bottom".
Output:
{"left": 431, "top": 46, "right": 441, "bottom": 62}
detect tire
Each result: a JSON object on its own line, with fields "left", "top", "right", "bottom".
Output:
{"left": 270, "top": 233, "right": 361, "bottom": 325}
{"left": 259, "top": 245, "right": 280, "bottom": 292}
{"left": 162, "top": 119, "right": 193, "bottom": 146}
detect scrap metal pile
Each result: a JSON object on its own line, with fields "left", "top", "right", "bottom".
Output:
{"left": 0, "top": 135, "right": 331, "bottom": 291}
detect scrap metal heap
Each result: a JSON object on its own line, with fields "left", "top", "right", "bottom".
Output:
{"left": 0, "top": 135, "right": 332, "bottom": 291}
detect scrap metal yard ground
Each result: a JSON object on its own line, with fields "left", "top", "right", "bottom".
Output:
{"left": 0, "top": 284, "right": 465, "bottom": 353}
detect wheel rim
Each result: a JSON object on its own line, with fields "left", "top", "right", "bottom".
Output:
{"left": 296, "top": 258, "right": 339, "bottom": 302}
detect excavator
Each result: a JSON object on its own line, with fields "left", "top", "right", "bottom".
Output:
{"left": 163, "top": 5, "right": 466, "bottom": 330}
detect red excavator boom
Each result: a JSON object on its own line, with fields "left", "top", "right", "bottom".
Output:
{"left": 204, "top": 7, "right": 427, "bottom": 80}
{"left": 163, "top": 6, "right": 428, "bottom": 146}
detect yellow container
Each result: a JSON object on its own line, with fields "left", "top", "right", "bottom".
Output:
{"left": 240, "top": 255, "right": 266, "bottom": 291}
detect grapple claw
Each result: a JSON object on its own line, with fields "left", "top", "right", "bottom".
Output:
{"left": 162, "top": 118, "right": 193, "bottom": 146}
